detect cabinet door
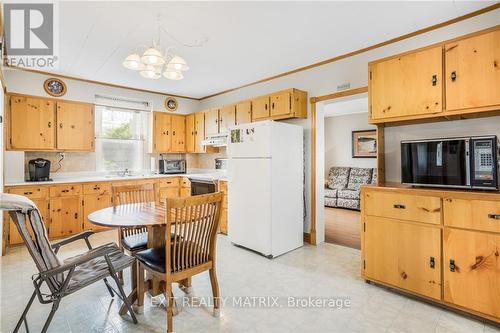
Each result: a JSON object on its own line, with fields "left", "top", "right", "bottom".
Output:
{"left": 445, "top": 30, "right": 500, "bottom": 111}
{"left": 159, "top": 187, "right": 179, "bottom": 201}
{"left": 204, "top": 108, "right": 219, "bottom": 137}
{"left": 180, "top": 187, "right": 191, "bottom": 197}
{"left": 83, "top": 194, "right": 112, "bottom": 231}
{"left": 170, "top": 115, "right": 186, "bottom": 152}
{"left": 49, "top": 196, "right": 83, "bottom": 238}
{"left": 235, "top": 101, "right": 252, "bottom": 125}
{"left": 251, "top": 96, "right": 270, "bottom": 121}
{"left": 369, "top": 46, "right": 443, "bottom": 120}
{"left": 219, "top": 105, "right": 236, "bottom": 134}
{"left": 153, "top": 112, "right": 171, "bottom": 152}
{"left": 364, "top": 216, "right": 441, "bottom": 299}
{"left": 443, "top": 228, "right": 500, "bottom": 318}
{"left": 8, "top": 199, "right": 49, "bottom": 245}
{"left": 270, "top": 91, "right": 291, "bottom": 117}
{"left": 185, "top": 114, "right": 195, "bottom": 153}
{"left": 194, "top": 112, "right": 205, "bottom": 153}
{"left": 56, "top": 102, "right": 94, "bottom": 150}
{"left": 10, "top": 96, "right": 55, "bottom": 150}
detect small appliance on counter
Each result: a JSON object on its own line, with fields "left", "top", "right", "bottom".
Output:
{"left": 215, "top": 158, "right": 227, "bottom": 170}
{"left": 401, "top": 135, "right": 499, "bottom": 190}
{"left": 159, "top": 158, "right": 186, "bottom": 174}
{"left": 28, "top": 158, "right": 52, "bottom": 181}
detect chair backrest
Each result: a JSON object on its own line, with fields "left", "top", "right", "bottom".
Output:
{"left": 166, "top": 192, "right": 223, "bottom": 274}
{"left": 112, "top": 183, "right": 155, "bottom": 206}
{"left": 9, "top": 209, "right": 63, "bottom": 292}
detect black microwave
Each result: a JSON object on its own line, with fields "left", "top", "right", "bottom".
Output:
{"left": 401, "top": 136, "right": 499, "bottom": 190}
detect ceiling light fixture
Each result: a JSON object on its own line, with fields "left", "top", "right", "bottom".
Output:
{"left": 122, "top": 15, "right": 208, "bottom": 81}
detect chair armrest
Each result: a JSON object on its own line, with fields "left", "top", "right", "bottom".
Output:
{"left": 41, "top": 243, "right": 116, "bottom": 278}
{"left": 51, "top": 230, "right": 94, "bottom": 250}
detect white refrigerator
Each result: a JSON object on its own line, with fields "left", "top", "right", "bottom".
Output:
{"left": 227, "top": 120, "right": 303, "bottom": 258}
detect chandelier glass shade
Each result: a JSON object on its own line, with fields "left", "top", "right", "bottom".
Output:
{"left": 123, "top": 46, "right": 189, "bottom": 80}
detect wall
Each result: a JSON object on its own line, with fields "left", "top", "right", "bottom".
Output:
{"left": 385, "top": 116, "right": 500, "bottom": 183}
{"left": 324, "top": 113, "right": 376, "bottom": 176}
{"left": 198, "top": 10, "right": 500, "bottom": 240}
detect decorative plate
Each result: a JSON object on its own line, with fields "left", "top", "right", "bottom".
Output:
{"left": 164, "top": 97, "right": 178, "bottom": 112}
{"left": 44, "top": 78, "right": 67, "bottom": 97}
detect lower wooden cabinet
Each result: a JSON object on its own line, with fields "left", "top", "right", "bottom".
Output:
{"left": 159, "top": 187, "right": 179, "bottom": 201}
{"left": 364, "top": 216, "right": 441, "bottom": 299}
{"left": 8, "top": 199, "right": 49, "bottom": 245}
{"left": 49, "top": 196, "right": 83, "bottom": 238}
{"left": 443, "top": 228, "right": 500, "bottom": 318}
{"left": 83, "top": 194, "right": 112, "bottom": 231}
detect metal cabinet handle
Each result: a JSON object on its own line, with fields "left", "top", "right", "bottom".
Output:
{"left": 272, "top": 102, "right": 275, "bottom": 109}
{"left": 61, "top": 189, "right": 69, "bottom": 193}
{"left": 432, "top": 75, "right": 437, "bottom": 86}
{"left": 74, "top": 213, "right": 78, "bottom": 219}
{"left": 265, "top": 104, "right": 268, "bottom": 110}
{"left": 393, "top": 204, "right": 406, "bottom": 209}
{"left": 59, "top": 123, "right": 63, "bottom": 128}
{"left": 93, "top": 186, "right": 100, "bottom": 190}
{"left": 23, "top": 191, "right": 33, "bottom": 195}
{"left": 488, "top": 213, "right": 500, "bottom": 220}
{"left": 173, "top": 131, "right": 176, "bottom": 136}
{"left": 48, "top": 122, "right": 52, "bottom": 128}
{"left": 449, "top": 259, "right": 456, "bottom": 272}
{"left": 429, "top": 257, "right": 435, "bottom": 269}
{"left": 451, "top": 71, "right": 457, "bottom": 82}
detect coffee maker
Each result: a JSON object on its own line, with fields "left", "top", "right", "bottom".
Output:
{"left": 28, "top": 158, "right": 52, "bottom": 181}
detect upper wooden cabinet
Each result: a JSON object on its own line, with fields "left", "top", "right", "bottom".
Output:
{"left": 219, "top": 104, "right": 236, "bottom": 133}
{"left": 170, "top": 115, "right": 186, "bottom": 152}
{"left": 153, "top": 112, "right": 172, "bottom": 153}
{"left": 369, "top": 46, "right": 443, "bottom": 120}
{"left": 194, "top": 112, "right": 205, "bottom": 153}
{"left": 369, "top": 27, "right": 500, "bottom": 124}
{"left": 445, "top": 29, "right": 500, "bottom": 112}
{"left": 251, "top": 95, "right": 270, "bottom": 121}
{"left": 235, "top": 101, "right": 252, "bottom": 125}
{"left": 9, "top": 96, "right": 55, "bottom": 150}
{"left": 8, "top": 94, "right": 94, "bottom": 151}
{"left": 56, "top": 101, "right": 94, "bottom": 151}
{"left": 204, "top": 108, "right": 219, "bottom": 137}
{"left": 185, "top": 114, "right": 195, "bottom": 153}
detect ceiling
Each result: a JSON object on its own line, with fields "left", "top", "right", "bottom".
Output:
{"left": 324, "top": 95, "right": 368, "bottom": 118}
{"left": 46, "top": 1, "right": 495, "bottom": 98}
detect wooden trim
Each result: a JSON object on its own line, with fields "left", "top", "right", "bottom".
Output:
{"left": 376, "top": 125, "right": 385, "bottom": 185}
{"left": 4, "top": 65, "right": 200, "bottom": 101}
{"left": 6, "top": 92, "right": 93, "bottom": 106}
{"left": 199, "top": 4, "right": 500, "bottom": 100}
{"left": 315, "top": 86, "right": 368, "bottom": 103}
{"left": 310, "top": 102, "right": 317, "bottom": 246}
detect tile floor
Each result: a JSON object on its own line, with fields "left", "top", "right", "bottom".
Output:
{"left": 1, "top": 231, "right": 498, "bottom": 333}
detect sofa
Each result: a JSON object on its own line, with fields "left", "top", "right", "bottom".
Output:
{"left": 324, "top": 167, "right": 377, "bottom": 210}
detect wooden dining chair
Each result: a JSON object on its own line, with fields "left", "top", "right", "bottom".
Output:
{"left": 112, "top": 183, "right": 156, "bottom": 282}
{"left": 136, "top": 192, "right": 223, "bottom": 333}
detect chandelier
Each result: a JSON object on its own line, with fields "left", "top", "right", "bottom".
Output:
{"left": 122, "top": 17, "right": 207, "bottom": 81}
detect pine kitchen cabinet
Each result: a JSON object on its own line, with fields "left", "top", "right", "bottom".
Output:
{"left": 235, "top": 100, "right": 252, "bottom": 125}
{"left": 369, "top": 45, "right": 443, "bottom": 121}
{"left": 153, "top": 112, "right": 173, "bottom": 153}
{"left": 7, "top": 94, "right": 95, "bottom": 151}
{"left": 82, "top": 183, "right": 112, "bottom": 232}
{"left": 204, "top": 108, "right": 220, "bottom": 137}
{"left": 170, "top": 115, "right": 186, "bottom": 152}
{"left": 56, "top": 101, "right": 94, "bottom": 151}
{"left": 185, "top": 112, "right": 206, "bottom": 153}
{"left": 445, "top": 29, "right": 500, "bottom": 112}
{"left": 185, "top": 114, "right": 195, "bottom": 152}
{"left": 251, "top": 95, "right": 271, "bottom": 121}
{"left": 219, "top": 104, "right": 236, "bottom": 134}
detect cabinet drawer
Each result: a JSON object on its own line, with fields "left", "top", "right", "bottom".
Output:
{"left": 364, "top": 191, "right": 441, "bottom": 224}
{"left": 49, "top": 184, "right": 82, "bottom": 197}
{"left": 181, "top": 178, "right": 191, "bottom": 188}
{"left": 83, "top": 182, "right": 111, "bottom": 195}
{"left": 159, "top": 178, "right": 180, "bottom": 188}
{"left": 444, "top": 198, "right": 500, "bottom": 233}
{"left": 9, "top": 186, "right": 48, "bottom": 199}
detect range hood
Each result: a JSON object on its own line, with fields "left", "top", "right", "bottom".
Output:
{"left": 202, "top": 133, "right": 228, "bottom": 147}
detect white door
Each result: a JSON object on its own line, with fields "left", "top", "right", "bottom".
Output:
{"left": 228, "top": 158, "right": 272, "bottom": 255}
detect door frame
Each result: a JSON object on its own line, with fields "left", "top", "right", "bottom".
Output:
{"left": 308, "top": 86, "right": 385, "bottom": 245}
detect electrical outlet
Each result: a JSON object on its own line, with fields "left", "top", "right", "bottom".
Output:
{"left": 59, "top": 152, "right": 65, "bottom": 159}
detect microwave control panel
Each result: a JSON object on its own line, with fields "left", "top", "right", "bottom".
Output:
{"left": 473, "top": 140, "right": 494, "bottom": 180}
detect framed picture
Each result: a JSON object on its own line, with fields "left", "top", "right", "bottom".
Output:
{"left": 43, "top": 78, "right": 67, "bottom": 97}
{"left": 164, "top": 96, "right": 178, "bottom": 112}
{"left": 352, "top": 130, "right": 377, "bottom": 158}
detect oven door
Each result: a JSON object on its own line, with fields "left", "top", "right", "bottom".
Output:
{"left": 190, "top": 179, "right": 216, "bottom": 195}
{"left": 401, "top": 139, "right": 469, "bottom": 187}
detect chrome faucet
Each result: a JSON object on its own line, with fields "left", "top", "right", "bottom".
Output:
{"left": 118, "top": 168, "right": 131, "bottom": 177}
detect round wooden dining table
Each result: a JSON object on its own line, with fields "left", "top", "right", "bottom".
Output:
{"left": 88, "top": 202, "right": 191, "bottom": 314}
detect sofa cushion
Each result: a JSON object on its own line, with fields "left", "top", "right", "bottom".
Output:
{"left": 347, "top": 167, "right": 373, "bottom": 190}
{"left": 327, "top": 167, "right": 350, "bottom": 190}
{"left": 338, "top": 189, "right": 360, "bottom": 200}
{"left": 324, "top": 189, "right": 338, "bottom": 198}
{"left": 324, "top": 197, "right": 337, "bottom": 208}
{"left": 337, "top": 198, "right": 360, "bottom": 210}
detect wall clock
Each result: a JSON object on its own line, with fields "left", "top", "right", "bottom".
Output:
{"left": 44, "top": 78, "right": 67, "bottom": 97}
{"left": 164, "top": 96, "right": 178, "bottom": 112}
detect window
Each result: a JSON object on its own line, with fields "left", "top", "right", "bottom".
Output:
{"left": 95, "top": 105, "right": 150, "bottom": 172}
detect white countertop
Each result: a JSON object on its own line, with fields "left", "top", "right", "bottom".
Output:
{"left": 5, "top": 169, "right": 227, "bottom": 187}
